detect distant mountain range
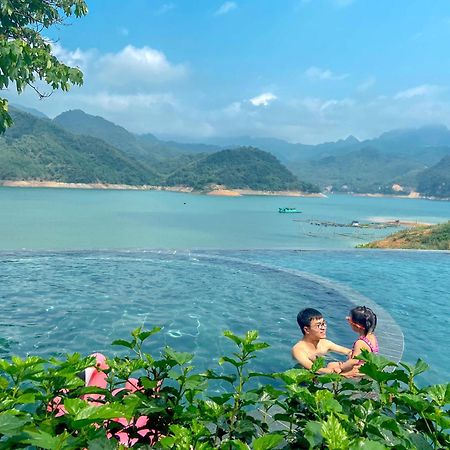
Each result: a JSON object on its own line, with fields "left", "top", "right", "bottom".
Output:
{"left": 1, "top": 107, "right": 313, "bottom": 192}
{"left": 4, "top": 105, "right": 450, "bottom": 198}
{"left": 1, "top": 109, "right": 161, "bottom": 185}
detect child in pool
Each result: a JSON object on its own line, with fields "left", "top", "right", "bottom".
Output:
{"left": 327, "top": 306, "right": 379, "bottom": 376}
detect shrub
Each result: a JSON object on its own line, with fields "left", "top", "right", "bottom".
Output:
{"left": 0, "top": 328, "right": 448, "bottom": 449}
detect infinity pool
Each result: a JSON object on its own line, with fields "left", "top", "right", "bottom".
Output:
{"left": 0, "top": 250, "right": 447, "bottom": 385}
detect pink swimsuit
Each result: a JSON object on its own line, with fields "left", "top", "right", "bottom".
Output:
{"left": 352, "top": 335, "right": 379, "bottom": 364}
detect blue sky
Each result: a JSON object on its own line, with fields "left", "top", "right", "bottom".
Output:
{"left": 7, "top": 0, "right": 450, "bottom": 143}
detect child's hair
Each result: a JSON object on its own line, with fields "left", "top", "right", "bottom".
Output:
{"left": 350, "top": 306, "right": 377, "bottom": 335}
{"left": 297, "top": 308, "right": 323, "bottom": 335}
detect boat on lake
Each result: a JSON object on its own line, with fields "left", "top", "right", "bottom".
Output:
{"left": 278, "top": 207, "right": 301, "bottom": 213}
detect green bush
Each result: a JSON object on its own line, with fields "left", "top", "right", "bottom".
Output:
{"left": 0, "top": 328, "right": 448, "bottom": 449}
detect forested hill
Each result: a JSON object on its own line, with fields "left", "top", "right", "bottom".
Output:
{"left": 289, "top": 147, "right": 425, "bottom": 194}
{"left": 1, "top": 109, "right": 316, "bottom": 192}
{"left": 417, "top": 155, "right": 450, "bottom": 198}
{"left": 0, "top": 108, "right": 161, "bottom": 185}
{"left": 165, "top": 147, "right": 319, "bottom": 192}
{"left": 53, "top": 109, "right": 220, "bottom": 164}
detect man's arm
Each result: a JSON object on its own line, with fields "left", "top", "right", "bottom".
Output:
{"left": 292, "top": 345, "right": 336, "bottom": 374}
{"left": 292, "top": 345, "right": 314, "bottom": 370}
{"left": 326, "top": 340, "right": 352, "bottom": 356}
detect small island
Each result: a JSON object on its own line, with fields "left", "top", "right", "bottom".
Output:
{"left": 358, "top": 222, "right": 450, "bottom": 250}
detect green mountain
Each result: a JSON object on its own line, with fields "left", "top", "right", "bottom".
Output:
{"left": 0, "top": 108, "right": 161, "bottom": 185}
{"left": 165, "top": 147, "right": 319, "bottom": 192}
{"left": 1, "top": 110, "right": 313, "bottom": 192}
{"left": 6, "top": 106, "right": 450, "bottom": 196}
{"left": 53, "top": 110, "right": 218, "bottom": 163}
{"left": 289, "top": 147, "right": 424, "bottom": 194}
{"left": 53, "top": 109, "right": 179, "bottom": 163}
{"left": 11, "top": 103, "right": 49, "bottom": 119}
{"left": 416, "top": 155, "right": 450, "bottom": 198}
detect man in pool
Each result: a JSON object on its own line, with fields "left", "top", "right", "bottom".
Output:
{"left": 292, "top": 308, "right": 351, "bottom": 373}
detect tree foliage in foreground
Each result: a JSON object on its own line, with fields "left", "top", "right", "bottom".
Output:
{"left": 0, "top": 0, "right": 88, "bottom": 132}
{"left": 0, "top": 328, "right": 448, "bottom": 449}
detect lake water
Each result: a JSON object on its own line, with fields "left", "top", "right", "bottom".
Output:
{"left": 0, "top": 187, "right": 449, "bottom": 385}
{"left": 1, "top": 187, "right": 449, "bottom": 250}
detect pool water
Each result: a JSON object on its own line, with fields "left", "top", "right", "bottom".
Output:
{"left": 0, "top": 250, "right": 448, "bottom": 385}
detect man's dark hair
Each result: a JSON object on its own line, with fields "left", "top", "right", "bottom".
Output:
{"left": 297, "top": 308, "right": 323, "bottom": 335}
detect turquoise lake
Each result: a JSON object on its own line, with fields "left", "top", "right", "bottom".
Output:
{"left": 1, "top": 187, "right": 449, "bottom": 385}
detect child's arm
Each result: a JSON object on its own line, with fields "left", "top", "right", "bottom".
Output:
{"left": 338, "top": 340, "right": 367, "bottom": 373}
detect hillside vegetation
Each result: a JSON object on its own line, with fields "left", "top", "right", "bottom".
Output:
{"left": 290, "top": 147, "right": 424, "bottom": 194}
{"left": 1, "top": 109, "right": 314, "bottom": 192}
{"left": 359, "top": 222, "right": 450, "bottom": 250}
{"left": 165, "top": 147, "right": 319, "bottom": 192}
{"left": 417, "top": 155, "right": 450, "bottom": 198}
{"left": 5, "top": 106, "right": 450, "bottom": 197}
{"left": 0, "top": 109, "right": 161, "bottom": 185}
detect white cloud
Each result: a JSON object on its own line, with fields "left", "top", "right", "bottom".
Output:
{"left": 215, "top": 2, "right": 237, "bottom": 16}
{"left": 96, "top": 45, "right": 187, "bottom": 87}
{"left": 7, "top": 44, "right": 450, "bottom": 144}
{"left": 305, "top": 66, "right": 349, "bottom": 81}
{"left": 357, "top": 76, "right": 376, "bottom": 92}
{"left": 78, "top": 92, "right": 177, "bottom": 111}
{"left": 223, "top": 101, "right": 242, "bottom": 116}
{"left": 394, "top": 84, "right": 442, "bottom": 100}
{"left": 155, "top": 3, "right": 175, "bottom": 15}
{"left": 50, "top": 43, "right": 93, "bottom": 72}
{"left": 249, "top": 92, "right": 277, "bottom": 106}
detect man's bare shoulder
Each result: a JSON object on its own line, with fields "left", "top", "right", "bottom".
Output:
{"left": 292, "top": 339, "right": 308, "bottom": 351}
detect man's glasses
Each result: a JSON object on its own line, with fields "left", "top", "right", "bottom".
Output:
{"left": 312, "top": 320, "right": 327, "bottom": 329}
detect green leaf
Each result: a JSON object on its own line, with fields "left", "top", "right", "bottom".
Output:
{"left": 24, "top": 430, "right": 68, "bottom": 450}
{"left": 203, "top": 369, "right": 237, "bottom": 383}
{"left": 426, "top": 383, "right": 449, "bottom": 406}
{"left": 219, "top": 356, "right": 243, "bottom": 368}
{"left": 208, "top": 393, "right": 234, "bottom": 405}
{"left": 164, "top": 347, "right": 193, "bottom": 365}
{"left": 412, "top": 359, "right": 429, "bottom": 378}
{"left": 87, "top": 436, "right": 118, "bottom": 450}
{"left": 138, "top": 326, "right": 161, "bottom": 341}
{"left": 397, "top": 393, "right": 429, "bottom": 412}
{"left": 221, "top": 440, "right": 249, "bottom": 449}
{"left": 406, "top": 433, "right": 434, "bottom": 450}
{"left": 235, "top": 418, "right": 256, "bottom": 434}
{"left": 223, "top": 330, "right": 242, "bottom": 346}
{"left": 304, "top": 421, "right": 323, "bottom": 448}
{"left": 184, "top": 374, "right": 207, "bottom": 390}
{"left": 321, "top": 414, "right": 350, "bottom": 450}
{"left": 275, "top": 368, "right": 314, "bottom": 384}
{"left": 311, "top": 356, "right": 325, "bottom": 372}
{"left": 315, "top": 390, "right": 342, "bottom": 413}
{"left": 15, "top": 393, "right": 36, "bottom": 404}
{"left": 252, "top": 433, "right": 284, "bottom": 450}
{"left": 349, "top": 440, "right": 388, "bottom": 450}
{"left": 111, "top": 339, "right": 133, "bottom": 348}
{"left": 0, "top": 412, "right": 30, "bottom": 436}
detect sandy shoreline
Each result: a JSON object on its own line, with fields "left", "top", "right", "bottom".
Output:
{"left": 352, "top": 191, "right": 421, "bottom": 199}
{"left": 1, "top": 180, "right": 445, "bottom": 201}
{"left": 0, "top": 180, "right": 325, "bottom": 197}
